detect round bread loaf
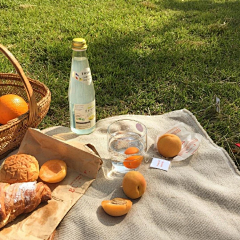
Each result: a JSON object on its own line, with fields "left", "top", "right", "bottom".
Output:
{"left": 0, "top": 154, "right": 39, "bottom": 183}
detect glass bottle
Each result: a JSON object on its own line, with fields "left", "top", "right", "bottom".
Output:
{"left": 68, "top": 38, "right": 96, "bottom": 134}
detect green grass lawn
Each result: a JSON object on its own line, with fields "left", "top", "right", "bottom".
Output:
{"left": 0, "top": 0, "right": 239, "bottom": 166}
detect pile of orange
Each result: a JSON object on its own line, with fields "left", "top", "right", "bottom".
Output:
{"left": 0, "top": 94, "right": 28, "bottom": 125}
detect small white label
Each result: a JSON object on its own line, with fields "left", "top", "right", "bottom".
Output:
{"left": 74, "top": 100, "right": 95, "bottom": 129}
{"left": 216, "top": 97, "right": 220, "bottom": 113}
{"left": 73, "top": 67, "right": 92, "bottom": 85}
{"left": 150, "top": 158, "right": 171, "bottom": 171}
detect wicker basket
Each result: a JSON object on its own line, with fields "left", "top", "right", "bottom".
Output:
{"left": 0, "top": 44, "right": 51, "bottom": 160}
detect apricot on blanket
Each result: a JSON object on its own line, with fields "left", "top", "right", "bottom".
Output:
{"left": 39, "top": 159, "right": 67, "bottom": 183}
{"left": 122, "top": 171, "right": 147, "bottom": 199}
{"left": 101, "top": 198, "right": 132, "bottom": 216}
{"left": 157, "top": 133, "right": 182, "bottom": 158}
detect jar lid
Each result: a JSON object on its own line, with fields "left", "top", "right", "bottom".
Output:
{"left": 72, "top": 38, "right": 87, "bottom": 50}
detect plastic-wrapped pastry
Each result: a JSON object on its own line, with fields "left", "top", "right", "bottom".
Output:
{"left": 0, "top": 181, "right": 51, "bottom": 228}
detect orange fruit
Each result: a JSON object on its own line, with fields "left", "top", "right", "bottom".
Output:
{"left": 122, "top": 171, "right": 147, "bottom": 199}
{"left": 39, "top": 160, "right": 67, "bottom": 183}
{"left": 101, "top": 198, "right": 132, "bottom": 217}
{"left": 124, "top": 147, "right": 139, "bottom": 155}
{"left": 0, "top": 94, "right": 28, "bottom": 124}
{"left": 123, "top": 155, "right": 143, "bottom": 169}
{"left": 157, "top": 133, "right": 182, "bottom": 158}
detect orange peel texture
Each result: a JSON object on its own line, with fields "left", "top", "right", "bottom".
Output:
{"left": 0, "top": 94, "right": 28, "bottom": 125}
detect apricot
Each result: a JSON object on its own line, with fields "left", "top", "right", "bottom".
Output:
{"left": 124, "top": 147, "right": 139, "bottom": 155}
{"left": 123, "top": 155, "right": 143, "bottom": 169}
{"left": 157, "top": 133, "right": 182, "bottom": 158}
{"left": 39, "top": 159, "right": 67, "bottom": 183}
{"left": 101, "top": 198, "right": 132, "bottom": 217}
{"left": 122, "top": 171, "right": 146, "bottom": 199}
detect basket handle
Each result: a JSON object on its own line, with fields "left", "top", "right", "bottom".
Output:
{"left": 0, "top": 44, "right": 38, "bottom": 126}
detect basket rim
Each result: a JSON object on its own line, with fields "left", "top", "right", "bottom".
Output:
{"left": 0, "top": 73, "right": 50, "bottom": 90}
{"left": 0, "top": 112, "right": 29, "bottom": 130}
{"left": 0, "top": 73, "right": 51, "bottom": 99}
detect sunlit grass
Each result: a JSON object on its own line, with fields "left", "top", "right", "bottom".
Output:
{"left": 0, "top": 0, "right": 239, "bottom": 165}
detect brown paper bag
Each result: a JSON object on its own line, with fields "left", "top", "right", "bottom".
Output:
{"left": 0, "top": 128, "right": 103, "bottom": 240}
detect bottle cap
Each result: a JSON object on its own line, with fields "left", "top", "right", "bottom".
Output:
{"left": 72, "top": 38, "right": 87, "bottom": 50}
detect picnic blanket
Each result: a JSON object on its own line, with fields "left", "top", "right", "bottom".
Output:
{"left": 42, "top": 109, "right": 240, "bottom": 240}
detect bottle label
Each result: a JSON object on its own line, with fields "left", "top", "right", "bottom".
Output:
{"left": 73, "top": 67, "right": 92, "bottom": 85}
{"left": 74, "top": 100, "right": 95, "bottom": 130}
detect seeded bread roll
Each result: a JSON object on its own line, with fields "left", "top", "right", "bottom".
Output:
{"left": 0, "top": 154, "right": 39, "bottom": 184}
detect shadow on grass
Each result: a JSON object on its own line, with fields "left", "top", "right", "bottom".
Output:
{"left": 30, "top": 0, "right": 240, "bottom": 165}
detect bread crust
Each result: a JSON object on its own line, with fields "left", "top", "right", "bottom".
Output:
{"left": 0, "top": 154, "right": 39, "bottom": 184}
{"left": 0, "top": 181, "right": 51, "bottom": 228}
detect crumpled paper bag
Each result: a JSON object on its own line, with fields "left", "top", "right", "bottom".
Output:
{"left": 0, "top": 128, "right": 102, "bottom": 240}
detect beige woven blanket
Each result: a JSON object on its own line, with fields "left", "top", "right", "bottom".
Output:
{"left": 43, "top": 109, "right": 240, "bottom": 240}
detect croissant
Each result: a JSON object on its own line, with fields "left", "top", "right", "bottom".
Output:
{"left": 0, "top": 181, "right": 52, "bottom": 229}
